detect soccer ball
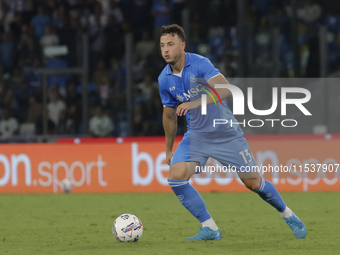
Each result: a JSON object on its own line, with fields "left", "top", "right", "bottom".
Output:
{"left": 112, "top": 214, "right": 143, "bottom": 242}
{"left": 60, "top": 179, "right": 73, "bottom": 194}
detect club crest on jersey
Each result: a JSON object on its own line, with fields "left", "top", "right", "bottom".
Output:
{"left": 190, "top": 75, "right": 196, "bottom": 83}
{"left": 176, "top": 94, "right": 184, "bottom": 102}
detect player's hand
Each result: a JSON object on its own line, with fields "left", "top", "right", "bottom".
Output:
{"left": 165, "top": 151, "right": 173, "bottom": 165}
{"left": 176, "top": 99, "right": 201, "bottom": 116}
{"left": 176, "top": 102, "right": 190, "bottom": 116}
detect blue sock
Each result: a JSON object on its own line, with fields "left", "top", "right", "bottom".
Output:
{"left": 253, "top": 179, "right": 286, "bottom": 212}
{"left": 168, "top": 179, "right": 211, "bottom": 223}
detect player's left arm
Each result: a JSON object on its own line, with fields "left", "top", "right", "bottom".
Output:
{"left": 176, "top": 74, "right": 232, "bottom": 116}
{"left": 207, "top": 73, "right": 232, "bottom": 102}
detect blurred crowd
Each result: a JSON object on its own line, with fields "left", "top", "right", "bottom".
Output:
{"left": 0, "top": 0, "right": 339, "bottom": 140}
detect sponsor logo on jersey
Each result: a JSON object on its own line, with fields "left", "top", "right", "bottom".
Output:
{"left": 176, "top": 94, "right": 184, "bottom": 102}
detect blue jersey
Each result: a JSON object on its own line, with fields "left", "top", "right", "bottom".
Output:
{"left": 158, "top": 53, "right": 244, "bottom": 141}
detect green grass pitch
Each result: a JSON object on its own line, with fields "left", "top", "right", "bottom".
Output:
{"left": 0, "top": 192, "right": 338, "bottom": 255}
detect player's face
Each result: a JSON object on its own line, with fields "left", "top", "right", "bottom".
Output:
{"left": 160, "top": 33, "right": 185, "bottom": 65}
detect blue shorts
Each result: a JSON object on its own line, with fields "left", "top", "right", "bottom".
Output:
{"left": 170, "top": 132, "right": 256, "bottom": 171}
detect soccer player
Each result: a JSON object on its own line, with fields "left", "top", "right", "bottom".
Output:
{"left": 158, "top": 24, "right": 306, "bottom": 241}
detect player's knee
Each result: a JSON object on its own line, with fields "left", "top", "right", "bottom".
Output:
{"left": 168, "top": 166, "right": 190, "bottom": 181}
{"left": 168, "top": 170, "right": 188, "bottom": 181}
{"left": 242, "top": 178, "right": 261, "bottom": 191}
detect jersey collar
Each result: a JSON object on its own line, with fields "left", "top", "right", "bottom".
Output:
{"left": 166, "top": 52, "right": 191, "bottom": 75}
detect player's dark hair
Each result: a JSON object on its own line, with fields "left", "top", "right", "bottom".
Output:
{"left": 160, "top": 24, "right": 186, "bottom": 42}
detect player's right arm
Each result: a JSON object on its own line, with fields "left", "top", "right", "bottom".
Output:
{"left": 163, "top": 106, "right": 177, "bottom": 165}
{"left": 158, "top": 74, "right": 178, "bottom": 165}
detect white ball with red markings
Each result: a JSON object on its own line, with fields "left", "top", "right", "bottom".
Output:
{"left": 60, "top": 179, "right": 73, "bottom": 194}
{"left": 112, "top": 214, "right": 143, "bottom": 242}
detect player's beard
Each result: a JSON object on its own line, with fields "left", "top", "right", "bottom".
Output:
{"left": 168, "top": 59, "right": 176, "bottom": 65}
{"left": 167, "top": 53, "right": 181, "bottom": 66}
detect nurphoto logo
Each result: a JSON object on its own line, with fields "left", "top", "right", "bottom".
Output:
{"left": 200, "top": 84, "right": 312, "bottom": 128}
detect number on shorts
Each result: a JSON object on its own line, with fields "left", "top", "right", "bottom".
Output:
{"left": 239, "top": 149, "right": 253, "bottom": 164}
